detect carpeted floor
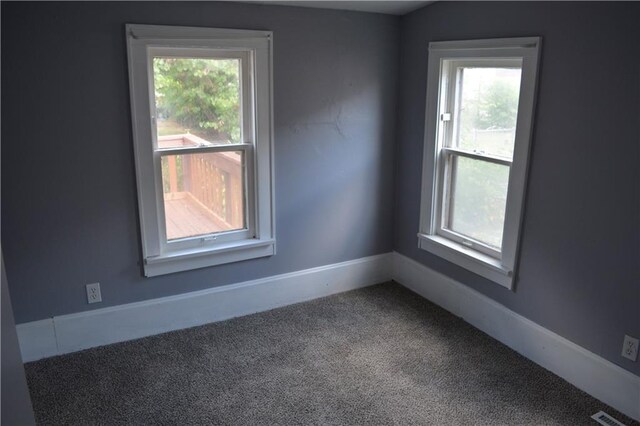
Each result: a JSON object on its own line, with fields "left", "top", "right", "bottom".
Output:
{"left": 26, "top": 282, "right": 636, "bottom": 425}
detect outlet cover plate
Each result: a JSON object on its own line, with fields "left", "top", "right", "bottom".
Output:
{"left": 86, "top": 283, "right": 102, "bottom": 304}
{"left": 621, "top": 335, "right": 638, "bottom": 361}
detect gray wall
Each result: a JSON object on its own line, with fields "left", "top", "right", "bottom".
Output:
{"left": 1, "top": 2, "right": 398, "bottom": 322}
{"left": 3, "top": 1, "right": 639, "bottom": 379}
{"left": 394, "top": 1, "right": 640, "bottom": 375}
{"left": 1, "top": 254, "right": 36, "bottom": 425}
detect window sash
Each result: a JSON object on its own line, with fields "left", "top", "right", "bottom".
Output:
{"left": 442, "top": 59, "right": 522, "bottom": 154}
{"left": 148, "top": 48, "right": 253, "bottom": 148}
{"left": 155, "top": 144, "right": 255, "bottom": 252}
{"left": 437, "top": 150, "right": 509, "bottom": 259}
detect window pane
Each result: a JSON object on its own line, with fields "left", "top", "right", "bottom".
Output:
{"left": 448, "top": 156, "right": 509, "bottom": 249}
{"left": 455, "top": 66, "right": 522, "bottom": 159}
{"left": 161, "top": 151, "right": 245, "bottom": 240}
{"left": 153, "top": 57, "right": 241, "bottom": 148}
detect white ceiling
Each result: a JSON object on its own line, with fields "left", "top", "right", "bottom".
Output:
{"left": 239, "top": 1, "right": 433, "bottom": 15}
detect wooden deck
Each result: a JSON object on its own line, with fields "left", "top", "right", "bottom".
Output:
{"left": 164, "top": 193, "right": 235, "bottom": 240}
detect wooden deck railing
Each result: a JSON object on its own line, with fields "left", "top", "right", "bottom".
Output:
{"left": 161, "top": 134, "right": 243, "bottom": 231}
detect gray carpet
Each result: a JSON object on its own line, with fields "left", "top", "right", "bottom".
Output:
{"left": 26, "top": 282, "right": 636, "bottom": 425}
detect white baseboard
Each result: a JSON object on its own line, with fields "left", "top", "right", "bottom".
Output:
{"left": 392, "top": 251, "right": 640, "bottom": 421}
{"left": 16, "top": 250, "right": 639, "bottom": 421}
{"left": 17, "top": 253, "right": 391, "bottom": 362}
{"left": 15, "top": 318, "right": 58, "bottom": 361}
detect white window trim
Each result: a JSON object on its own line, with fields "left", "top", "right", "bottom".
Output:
{"left": 418, "top": 37, "right": 541, "bottom": 289}
{"left": 126, "top": 24, "right": 275, "bottom": 277}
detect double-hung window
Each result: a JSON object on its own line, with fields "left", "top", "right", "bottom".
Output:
{"left": 418, "top": 38, "right": 541, "bottom": 288}
{"left": 126, "top": 24, "right": 275, "bottom": 277}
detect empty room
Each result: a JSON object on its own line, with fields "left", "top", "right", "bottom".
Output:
{"left": 1, "top": 1, "right": 639, "bottom": 424}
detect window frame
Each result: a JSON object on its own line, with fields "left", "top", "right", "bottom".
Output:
{"left": 418, "top": 37, "right": 541, "bottom": 289}
{"left": 126, "top": 24, "right": 275, "bottom": 277}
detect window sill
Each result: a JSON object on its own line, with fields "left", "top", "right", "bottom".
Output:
{"left": 417, "top": 233, "right": 513, "bottom": 289}
{"left": 144, "top": 239, "right": 276, "bottom": 277}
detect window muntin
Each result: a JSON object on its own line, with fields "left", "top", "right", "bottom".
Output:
{"left": 127, "top": 25, "right": 275, "bottom": 277}
{"left": 418, "top": 38, "right": 541, "bottom": 289}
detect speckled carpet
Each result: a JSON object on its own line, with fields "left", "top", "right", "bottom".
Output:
{"left": 25, "top": 282, "right": 636, "bottom": 425}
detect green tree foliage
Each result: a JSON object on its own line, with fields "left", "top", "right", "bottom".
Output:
{"left": 154, "top": 58, "right": 241, "bottom": 142}
{"left": 474, "top": 79, "right": 519, "bottom": 130}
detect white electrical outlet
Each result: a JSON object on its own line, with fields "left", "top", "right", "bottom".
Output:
{"left": 621, "top": 335, "right": 638, "bottom": 362}
{"left": 86, "top": 283, "right": 102, "bottom": 304}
